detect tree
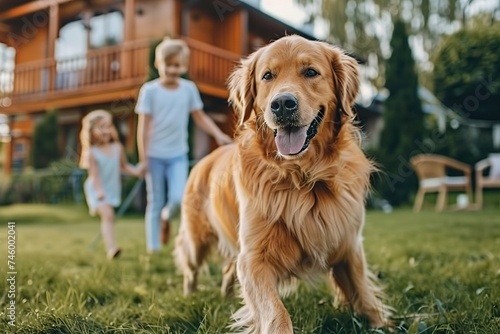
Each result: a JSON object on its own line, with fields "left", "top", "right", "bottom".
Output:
{"left": 433, "top": 22, "right": 500, "bottom": 122}
{"left": 429, "top": 21, "right": 500, "bottom": 166}
{"left": 294, "top": 0, "right": 500, "bottom": 87}
{"left": 147, "top": 39, "right": 161, "bottom": 82}
{"left": 376, "top": 20, "right": 424, "bottom": 206}
{"left": 32, "top": 110, "right": 60, "bottom": 169}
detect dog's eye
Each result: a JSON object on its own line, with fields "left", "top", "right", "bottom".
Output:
{"left": 262, "top": 71, "right": 273, "bottom": 81}
{"left": 305, "top": 68, "right": 319, "bottom": 78}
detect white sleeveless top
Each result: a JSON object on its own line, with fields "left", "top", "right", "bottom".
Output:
{"left": 83, "top": 143, "right": 121, "bottom": 215}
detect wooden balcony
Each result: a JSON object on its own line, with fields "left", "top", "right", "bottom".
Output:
{"left": 0, "top": 38, "right": 241, "bottom": 114}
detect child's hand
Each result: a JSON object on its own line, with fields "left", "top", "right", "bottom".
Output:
{"left": 140, "top": 163, "right": 148, "bottom": 177}
{"left": 97, "top": 190, "right": 105, "bottom": 201}
{"left": 135, "top": 163, "right": 147, "bottom": 179}
{"left": 139, "top": 161, "right": 148, "bottom": 172}
{"left": 215, "top": 133, "right": 233, "bottom": 146}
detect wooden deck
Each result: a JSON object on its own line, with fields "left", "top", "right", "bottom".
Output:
{"left": 0, "top": 37, "right": 241, "bottom": 114}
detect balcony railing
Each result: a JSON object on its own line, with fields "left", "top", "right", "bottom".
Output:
{"left": 186, "top": 38, "right": 241, "bottom": 89}
{"left": 0, "top": 38, "right": 241, "bottom": 107}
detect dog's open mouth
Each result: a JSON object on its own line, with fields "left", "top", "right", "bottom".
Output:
{"left": 273, "top": 108, "right": 324, "bottom": 156}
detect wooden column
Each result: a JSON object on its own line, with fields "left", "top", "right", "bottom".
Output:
{"left": 173, "top": 0, "right": 183, "bottom": 37}
{"left": 3, "top": 117, "right": 14, "bottom": 174}
{"left": 124, "top": 0, "right": 135, "bottom": 41}
{"left": 121, "top": 0, "right": 136, "bottom": 79}
{"left": 181, "top": 1, "right": 190, "bottom": 37}
{"left": 47, "top": 4, "right": 59, "bottom": 92}
{"left": 240, "top": 9, "right": 249, "bottom": 55}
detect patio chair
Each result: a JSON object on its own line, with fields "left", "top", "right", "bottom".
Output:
{"left": 475, "top": 153, "right": 500, "bottom": 209}
{"left": 410, "top": 154, "right": 473, "bottom": 212}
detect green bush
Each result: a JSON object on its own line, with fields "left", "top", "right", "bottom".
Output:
{"left": 431, "top": 22, "right": 500, "bottom": 167}
{"left": 433, "top": 22, "right": 500, "bottom": 121}
{"left": 32, "top": 110, "right": 60, "bottom": 169}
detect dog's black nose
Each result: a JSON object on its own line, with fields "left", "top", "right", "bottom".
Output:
{"left": 270, "top": 93, "right": 298, "bottom": 123}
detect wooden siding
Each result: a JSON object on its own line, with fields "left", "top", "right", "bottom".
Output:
{"left": 186, "top": 7, "right": 217, "bottom": 45}
{"left": 216, "top": 10, "right": 247, "bottom": 54}
{"left": 134, "top": 0, "right": 179, "bottom": 40}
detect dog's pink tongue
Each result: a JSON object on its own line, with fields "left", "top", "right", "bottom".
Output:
{"left": 275, "top": 126, "right": 307, "bottom": 155}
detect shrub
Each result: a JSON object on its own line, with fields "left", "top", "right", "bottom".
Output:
{"left": 32, "top": 110, "right": 60, "bottom": 169}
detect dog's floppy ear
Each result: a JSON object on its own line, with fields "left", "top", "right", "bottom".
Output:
{"left": 227, "top": 51, "right": 259, "bottom": 127}
{"left": 335, "top": 53, "right": 360, "bottom": 120}
{"left": 324, "top": 43, "right": 360, "bottom": 125}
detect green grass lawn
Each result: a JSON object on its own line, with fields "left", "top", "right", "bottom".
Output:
{"left": 0, "top": 204, "right": 499, "bottom": 333}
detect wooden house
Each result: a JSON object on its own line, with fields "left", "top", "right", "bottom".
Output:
{"left": 0, "top": 0, "right": 316, "bottom": 173}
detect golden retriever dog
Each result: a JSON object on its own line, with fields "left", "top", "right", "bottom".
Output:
{"left": 174, "top": 35, "right": 391, "bottom": 333}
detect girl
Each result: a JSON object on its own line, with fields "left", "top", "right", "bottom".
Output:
{"left": 80, "top": 109, "right": 143, "bottom": 259}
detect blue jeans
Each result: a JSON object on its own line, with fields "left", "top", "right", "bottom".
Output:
{"left": 145, "top": 154, "right": 189, "bottom": 252}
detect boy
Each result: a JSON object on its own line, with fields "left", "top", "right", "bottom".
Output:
{"left": 136, "top": 38, "right": 232, "bottom": 253}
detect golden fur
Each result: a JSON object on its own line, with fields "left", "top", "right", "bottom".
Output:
{"left": 174, "top": 35, "right": 391, "bottom": 333}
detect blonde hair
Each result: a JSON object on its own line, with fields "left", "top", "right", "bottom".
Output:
{"left": 155, "top": 37, "right": 190, "bottom": 66}
{"left": 79, "top": 109, "right": 119, "bottom": 169}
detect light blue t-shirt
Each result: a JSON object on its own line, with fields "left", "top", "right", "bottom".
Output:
{"left": 135, "top": 78, "right": 204, "bottom": 159}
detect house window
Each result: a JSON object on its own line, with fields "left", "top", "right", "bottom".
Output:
{"left": 89, "top": 11, "right": 124, "bottom": 49}
{"left": 55, "top": 10, "right": 124, "bottom": 89}
{"left": 12, "top": 140, "right": 28, "bottom": 172}
{"left": 56, "top": 10, "right": 124, "bottom": 60}
{"left": 14, "top": 142, "right": 24, "bottom": 154}
{"left": 0, "top": 43, "right": 15, "bottom": 105}
{"left": 56, "top": 20, "right": 88, "bottom": 60}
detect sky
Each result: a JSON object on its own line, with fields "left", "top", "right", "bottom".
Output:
{"left": 260, "top": 0, "right": 499, "bottom": 40}
{"left": 260, "top": 0, "right": 328, "bottom": 38}
{"left": 261, "top": 0, "right": 500, "bottom": 70}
